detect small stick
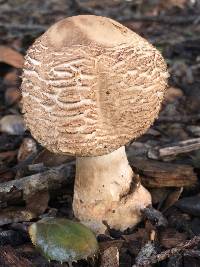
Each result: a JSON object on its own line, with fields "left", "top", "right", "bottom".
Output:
{"left": 133, "top": 236, "right": 200, "bottom": 267}
{"left": 148, "top": 138, "right": 200, "bottom": 159}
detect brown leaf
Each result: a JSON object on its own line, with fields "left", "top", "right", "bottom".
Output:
{"left": 164, "top": 86, "right": 184, "bottom": 104}
{"left": 0, "top": 46, "right": 24, "bottom": 68}
{"left": 25, "top": 191, "right": 49, "bottom": 215}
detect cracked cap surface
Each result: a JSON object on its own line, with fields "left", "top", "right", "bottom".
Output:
{"left": 21, "top": 15, "right": 168, "bottom": 156}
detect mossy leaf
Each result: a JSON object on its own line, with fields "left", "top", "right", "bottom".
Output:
{"left": 29, "top": 217, "right": 98, "bottom": 263}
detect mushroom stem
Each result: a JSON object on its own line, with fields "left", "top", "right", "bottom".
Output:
{"left": 73, "top": 146, "right": 151, "bottom": 234}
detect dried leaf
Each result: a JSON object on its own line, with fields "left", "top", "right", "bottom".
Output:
{"left": 0, "top": 46, "right": 24, "bottom": 68}
{"left": 164, "top": 86, "right": 183, "bottom": 104}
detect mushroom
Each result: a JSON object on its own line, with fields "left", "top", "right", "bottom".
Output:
{"left": 21, "top": 15, "right": 168, "bottom": 234}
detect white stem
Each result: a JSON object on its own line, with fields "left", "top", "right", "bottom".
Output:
{"left": 73, "top": 146, "right": 151, "bottom": 234}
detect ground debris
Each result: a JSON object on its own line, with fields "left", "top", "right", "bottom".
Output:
{"left": 133, "top": 236, "right": 200, "bottom": 267}
{"left": 100, "top": 246, "right": 119, "bottom": 267}
{"left": 131, "top": 157, "right": 197, "bottom": 188}
{"left": 0, "top": 229, "right": 28, "bottom": 246}
{"left": 0, "top": 245, "right": 33, "bottom": 267}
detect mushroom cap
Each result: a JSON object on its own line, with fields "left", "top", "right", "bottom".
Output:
{"left": 22, "top": 15, "right": 168, "bottom": 156}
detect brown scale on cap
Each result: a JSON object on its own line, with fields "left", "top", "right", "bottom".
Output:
{"left": 21, "top": 15, "right": 168, "bottom": 157}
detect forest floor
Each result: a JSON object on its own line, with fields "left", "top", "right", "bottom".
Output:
{"left": 0, "top": 0, "right": 200, "bottom": 266}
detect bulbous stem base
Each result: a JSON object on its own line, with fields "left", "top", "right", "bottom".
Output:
{"left": 73, "top": 146, "right": 151, "bottom": 234}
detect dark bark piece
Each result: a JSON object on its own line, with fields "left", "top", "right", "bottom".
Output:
{"left": 167, "top": 255, "right": 183, "bottom": 267}
{"left": 183, "top": 255, "right": 200, "bottom": 267}
{"left": 0, "top": 245, "right": 33, "bottom": 267}
{"left": 161, "top": 187, "right": 183, "bottom": 212}
{"left": 175, "top": 195, "right": 200, "bottom": 216}
{"left": 25, "top": 190, "right": 49, "bottom": 215}
{"left": 130, "top": 157, "right": 197, "bottom": 188}
{"left": 142, "top": 206, "right": 168, "bottom": 227}
{"left": 0, "top": 229, "right": 28, "bottom": 246}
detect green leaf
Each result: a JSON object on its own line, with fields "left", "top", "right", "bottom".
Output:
{"left": 29, "top": 217, "right": 99, "bottom": 263}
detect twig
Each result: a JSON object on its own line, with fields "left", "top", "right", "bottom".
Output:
{"left": 0, "top": 22, "right": 47, "bottom": 32}
{"left": 133, "top": 236, "right": 200, "bottom": 267}
{"left": 0, "top": 163, "right": 75, "bottom": 205}
{"left": 157, "top": 114, "right": 200, "bottom": 123}
{"left": 148, "top": 138, "right": 200, "bottom": 159}
{"left": 122, "top": 14, "right": 200, "bottom": 25}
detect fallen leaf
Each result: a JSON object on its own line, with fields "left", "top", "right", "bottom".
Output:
{"left": 164, "top": 86, "right": 184, "bottom": 104}
{"left": 0, "top": 46, "right": 24, "bottom": 68}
